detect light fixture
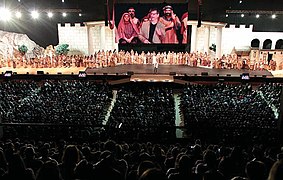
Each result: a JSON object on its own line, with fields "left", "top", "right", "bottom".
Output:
{"left": 239, "top": 0, "right": 243, "bottom": 3}
{"left": 62, "top": 12, "right": 67, "bottom": 17}
{"left": 241, "top": 14, "right": 244, "bottom": 17}
{"left": 272, "top": 14, "right": 276, "bottom": 19}
{"left": 256, "top": 14, "right": 260, "bottom": 18}
{"left": 79, "top": 13, "right": 82, "bottom": 17}
{"left": 225, "top": 14, "right": 229, "bottom": 17}
{"left": 48, "top": 12, "right": 53, "bottom": 18}
{"left": 16, "top": 11, "right": 22, "bottom": 19}
{"left": 0, "top": 8, "right": 12, "bottom": 21}
{"left": 31, "top": 10, "right": 39, "bottom": 19}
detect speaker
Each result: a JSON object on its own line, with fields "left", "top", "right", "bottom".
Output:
{"left": 201, "top": 72, "right": 208, "bottom": 76}
{"left": 169, "top": 72, "right": 176, "bottom": 76}
{"left": 57, "top": 72, "right": 62, "bottom": 75}
{"left": 226, "top": 74, "right": 231, "bottom": 77}
{"left": 104, "top": 3, "right": 108, "bottom": 26}
{"left": 262, "top": 75, "right": 267, "bottom": 78}
{"left": 103, "top": 73, "right": 108, "bottom": 75}
{"left": 37, "top": 71, "right": 44, "bottom": 75}
{"left": 127, "top": 71, "right": 134, "bottom": 75}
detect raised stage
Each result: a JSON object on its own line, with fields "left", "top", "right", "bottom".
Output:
{"left": 86, "top": 64, "right": 273, "bottom": 77}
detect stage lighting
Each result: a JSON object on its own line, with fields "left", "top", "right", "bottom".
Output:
{"left": 47, "top": 12, "right": 53, "bottom": 18}
{"left": 31, "top": 10, "right": 39, "bottom": 19}
{"left": 0, "top": 8, "right": 12, "bottom": 21}
{"left": 272, "top": 14, "right": 276, "bottom": 19}
{"left": 256, "top": 14, "right": 260, "bottom": 18}
{"left": 15, "top": 11, "right": 22, "bottom": 19}
{"left": 62, "top": 12, "right": 67, "bottom": 17}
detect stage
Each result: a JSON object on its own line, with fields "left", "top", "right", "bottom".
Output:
{"left": 86, "top": 64, "right": 273, "bottom": 77}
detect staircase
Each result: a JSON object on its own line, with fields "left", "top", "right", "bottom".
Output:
{"left": 103, "top": 90, "right": 117, "bottom": 125}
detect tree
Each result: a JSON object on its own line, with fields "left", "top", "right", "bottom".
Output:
{"left": 55, "top": 44, "right": 69, "bottom": 55}
{"left": 209, "top": 43, "right": 216, "bottom": 52}
{"left": 18, "top": 45, "right": 28, "bottom": 55}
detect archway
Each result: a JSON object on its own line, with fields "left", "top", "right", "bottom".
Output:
{"left": 263, "top": 39, "right": 272, "bottom": 49}
{"left": 251, "top": 39, "right": 260, "bottom": 48}
{"left": 275, "top": 39, "right": 283, "bottom": 49}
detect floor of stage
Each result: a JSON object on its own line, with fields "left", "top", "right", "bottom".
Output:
{"left": 86, "top": 64, "right": 273, "bottom": 77}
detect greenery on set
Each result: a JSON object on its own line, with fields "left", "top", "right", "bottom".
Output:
{"left": 18, "top": 45, "right": 28, "bottom": 55}
{"left": 209, "top": 43, "right": 216, "bottom": 52}
{"left": 55, "top": 44, "right": 70, "bottom": 55}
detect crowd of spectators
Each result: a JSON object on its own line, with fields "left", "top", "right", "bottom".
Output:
{"left": 0, "top": 138, "right": 283, "bottom": 180}
{"left": 0, "top": 79, "right": 282, "bottom": 179}
{"left": 106, "top": 83, "right": 176, "bottom": 142}
{"left": 179, "top": 83, "right": 281, "bottom": 145}
{"left": 258, "top": 83, "right": 282, "bottom": 111}
{"left": 0, "top": 80, "right": 113, "bottom": 140}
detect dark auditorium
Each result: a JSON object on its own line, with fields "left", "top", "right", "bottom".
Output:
{"left": 0, "top": 0, "right": 283, "bottom": 180}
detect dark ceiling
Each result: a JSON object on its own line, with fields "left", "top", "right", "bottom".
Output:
{"left": 0, "top": 0, "right": 282, "bottom": 47}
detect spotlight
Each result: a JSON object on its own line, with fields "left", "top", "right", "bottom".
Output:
{"left": 16, "top": 11, "right": 22, "bottom": 19}
{"left": 31, "top": 10, "right": 39, "bottom": 19}
{"left": 272, "top": 14, "right": 276, "bottom": 19}
{"left": 239, "top": 0, "right": 243, "bottom": 3}
{"left": 62, "top": 12, "right": 67, "bottom": 17}
{"left": 47, "top": 12, "right": 53, "bottom": 18}
{"left": 79, "top": 13, "right": 82, "bottom": 17}
{"left": 0, "top": 8, "right": 12, "bottom": 21}
{"left": 241, "top": 14, "right": 244, "bottom": 17}
{"left": 256, "top": 14, "right": 260, "bottom": 18}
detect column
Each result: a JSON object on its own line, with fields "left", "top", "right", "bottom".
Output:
{"left": 112, "top": 27, "right": 118, "bottom": 50}
{"left": 87, "top": 26, "right": 94, "bottom": 55}
{"left": 216, "top": 27, "right": 223, "bottom": 58}
{"left": 190, "top": 24, "right": 197, "bottom": 53}
{"left": 204, "top": 26, "right": 210, "bottom": 53}
{"left": 100, "top": 25, "right": 106, "bottom": 50}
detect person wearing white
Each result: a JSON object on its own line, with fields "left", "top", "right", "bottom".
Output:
{"left": 152, "top": 54, "right": 158, "bottom": 73}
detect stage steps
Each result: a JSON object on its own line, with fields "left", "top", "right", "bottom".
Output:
{"left": 103, "top": 90, "right": 117, "bottom": 125}
{"left": 109, "top": 78, "right": 131, "bottom": 85}
{"left": 174, "top": 93, "right": 188, "bottom": 138}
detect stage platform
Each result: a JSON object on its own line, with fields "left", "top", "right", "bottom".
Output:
{"left": 86, "top": 64, "right": 273, "bottom": 77}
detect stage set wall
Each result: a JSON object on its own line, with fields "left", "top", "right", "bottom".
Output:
{"left": 58, "top": 21, "right": 283, "bottom": 61}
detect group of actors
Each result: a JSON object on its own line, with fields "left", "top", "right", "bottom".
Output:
{"left": 0, "top": 49, "right": 279, "bottom": 71}
{"left": 116, "top": 5, "right": 188, "bottom": 44}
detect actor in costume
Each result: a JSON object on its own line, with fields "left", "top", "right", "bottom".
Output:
{"left": 138, "top": 8, "right": 166, "bottom": 44}
{"left": 159, "top": 5, "right": 181, "bottom": 44}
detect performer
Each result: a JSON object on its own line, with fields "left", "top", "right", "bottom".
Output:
{"left": 159, "top": 5, "right": 181, "bottom": 44}
{"left": 117, "top": 12, "right": 140, "bottom": 44}
{"left": 181, "top": 12, "right": 188, "bottom": 44}
{"left": 127, "top": 7, "right": 140, "bottom": 28}
{"left": 138, "top": 8, "right": 166, "bottom": 44}
{"left": 152, "top": 53, "right": 159, "bottom": 74}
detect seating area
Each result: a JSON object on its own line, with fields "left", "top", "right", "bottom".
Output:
{"left": 106, "top": 83, "right": 176, "bottom": 141}
{"left": 179, "top": 83, "right": 280, "bottom": 145}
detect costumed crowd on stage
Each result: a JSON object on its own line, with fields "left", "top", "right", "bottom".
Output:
{"left": 0, "top": 48, "right": 279, "bottom": 71}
